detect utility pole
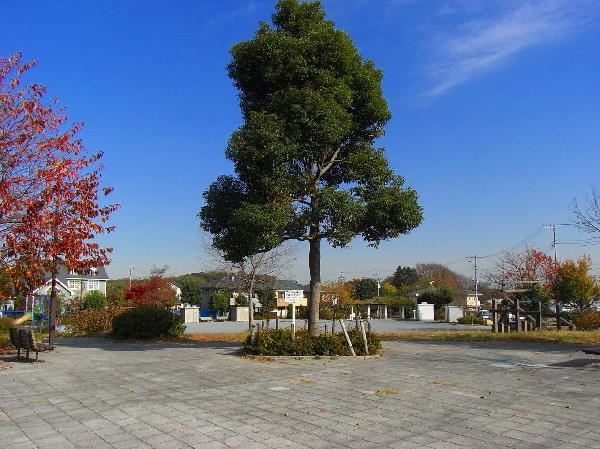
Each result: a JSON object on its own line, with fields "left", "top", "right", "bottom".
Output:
{"left": 468, "top": 255, "right": 478, "bottom": 315}
{"left": 474, "top": 255, "right": 478, "bottom": 315}
{"left": 543, "top": 224, "right": 557, "bottom": 263}
{"left": 374, "top": 269, "right": 380, "bottom": 298}
{"left": 129, "top": 264, "right": 135, "bottom": 288}
{"left": 543, "top": 223, "right": 571, "bottom": 264}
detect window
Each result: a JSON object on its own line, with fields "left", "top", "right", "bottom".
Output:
{"left": 87, "top": 280, "right": 100, "bottom": 291}
{"left": 67, "top": 280, "right": 80, "bottom": 290}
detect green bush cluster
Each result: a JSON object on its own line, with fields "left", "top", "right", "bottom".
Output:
{"left": 244, "top": 327, "right": 381, "bottom": 356}
{"left": 67, "top": 308, "right": 126, "bottom": 334}
{"left": 0, "top": 317, "right": 15, "bottom": 346}
{"left": 573, "top": 310, "right": 600, "bottom": 330}
{"left": 83, "top": 291, "right": 107, "bottom": 310}
{"left": 456, "top": 316, "right": 487, "bottom": 325}
{"left": 111, "top": 306, "right": 186, "bottom": 339}
{"left": 0, "top": 317, "right": 15, "bottom": 331}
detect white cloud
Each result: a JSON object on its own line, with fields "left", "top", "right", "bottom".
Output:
{"left": 423, "top": 0, "right": 599, "bottom": 100}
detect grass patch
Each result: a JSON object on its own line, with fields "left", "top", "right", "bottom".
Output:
{"left": 376, "top": 388, "right": 399, "bottom": 395}
{"left": 378, "top": 329, "right": 600, "bottom": 345}
{"left": 184, "top": 332, "right": 248, "bottom": 343}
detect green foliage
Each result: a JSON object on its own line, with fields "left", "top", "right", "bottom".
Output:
{"left": 319, "top": 303, "right": 351, "bottom": 320}
{"left": 287, "top": 303, "right": 308, "bottom": 319}
{"left": 235, "top": 294, "right": 249, "bottom": 306}
{"left": 0, "top": 317, "right": 16, "bottom": 331}
{"left": 572, "top": 310, "right": 600, "bottom": 330}
{"left": 68, "top": 307, "right": 126, "bottom": 334}
{"left": 245, "top": 327, "right": 381, "bottom": 356}
{"left": 111, "top": 306, "right": 186, "bottom": 339}
{"left": 392, "top": 266, "right": 420, "bottom": 289}
{"left": 256, "top": 288, "right": 276, "bottom": 314}
{"left": 351, "top": 278, "right": 378, "bottom": 300}
{"left": 83, "top": 290, "right": 107, "bottom": 310}
{"left": 457, "top": 316, "right": 487, "bottom": 325}
{"left": 199, "top": 0, "right": 423, "bottom": 331}
{"left": 418, "top": 287, "right": 454, "bottom": 309}
{"left": 173, "top": 275, "right": 203, "bottom": 305}
{"left": 209, "top": 291, "right": 230, "bottom": 314}
{"left": 434, "top": 309, "right": 446, "bottom": 321}
{"left": 106, "top": 279, "right": 129, "bottom": 306}
{"left": 551, "top": 257, "right": 599, "bottom": 311}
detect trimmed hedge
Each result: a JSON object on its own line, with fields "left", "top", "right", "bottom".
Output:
{"left": 112, "top": 306, "right": 186, "bottom": 339}
{"left": 244, "top": 327, "right": 381, "bottom": 356}
{"left": 67, "top": 308, "right": 126, "bottom": 334}
{"left": 456, "top": 316, "right": 487, "bottom": 325}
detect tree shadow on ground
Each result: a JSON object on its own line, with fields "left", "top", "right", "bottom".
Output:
{"left": 53, "top": 336, "right": 244, "bottom": 355}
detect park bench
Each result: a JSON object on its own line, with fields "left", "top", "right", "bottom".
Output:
{"left": 8, "top": 328, "right": 22, "bottom": 359}
{"left": 9, "top": 328, "right": 50, "bottom": 362}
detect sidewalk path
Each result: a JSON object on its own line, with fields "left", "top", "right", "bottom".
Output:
{"left": 1, "top": 338, "right": 598, "bottom": 448}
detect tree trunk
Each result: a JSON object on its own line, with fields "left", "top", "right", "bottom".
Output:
{"left": 248, "top": 278, "right": 255, "bottom": 332}
{"left": 308, "top": 237, "right": 321, "bottom": 336}
{"left": 48, "top": 266, "right": 58, "bottom": 348}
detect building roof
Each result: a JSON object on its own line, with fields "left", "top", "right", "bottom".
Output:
{"left": 200, "top": 277, "right": 308, "bottom": 292}
{"left": 270, "top": 280, "right": 308, "bottom": 292}
{"left": 45, "top": 265, "right": 110, "bottom": 283}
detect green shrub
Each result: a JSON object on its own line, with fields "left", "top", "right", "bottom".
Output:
{"left": 573, "top": 310, "right": 600, "bottom": 330}
{"left": 319, "top": 309, "right": 334, "bottom": 320}
{"left": 0, "top": 317, "right": 16, "bottom": 331}
{"left": 83, "top": 291, "right": 107, "bottom": 309}
{"left": 112, "top": 306, "right": 186, "bottom": 339}
{"left": 0, "top": 317, "right": 15, "bottom": 346}
{"left": 457, "top": 316, "right": 487, "bottom": 325}
{"left": 244, "top": 326, "right": 381, "bottom": 356}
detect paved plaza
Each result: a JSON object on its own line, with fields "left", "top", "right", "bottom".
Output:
{"left": 1, "top": 337, "right": 599, "bottom": 449}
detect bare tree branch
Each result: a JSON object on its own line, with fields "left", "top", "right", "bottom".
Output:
{"left": 572, "top": 185, "right": 600, "bottom": 233}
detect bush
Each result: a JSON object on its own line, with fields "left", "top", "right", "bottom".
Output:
{"left": 457, "top": 316, "right": 487, "bottom": 325}
{"left": 83, "top": 290, "right": 107, "bottom": 309}
{"left": 112, "top": 306, "right": 186, "bottom": 339}
{"left": 573, "top": 310, "right": 600, "bottom": 330}
{"left": 0, "top": 317, "right": 15, "bottom": 331}
{"left": 68, "top": 307, "right": 126, "bottom": 334}
{"left": 244, "top": 326, "right": 381, "bottom": 356}
{"left": 0, "top": 317, "right": 15, "bottom": 346}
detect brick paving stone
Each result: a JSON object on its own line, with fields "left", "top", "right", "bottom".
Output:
{"left": 1, "top": 338, "right": 599, "bottom": 448}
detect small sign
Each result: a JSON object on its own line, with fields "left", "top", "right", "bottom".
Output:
{"left": 284, "top": 290, "right": 304, "bottom": 304}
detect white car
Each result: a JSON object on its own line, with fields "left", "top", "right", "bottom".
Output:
{"left": 478, "top": 310, "right": 492, "bottom": 320}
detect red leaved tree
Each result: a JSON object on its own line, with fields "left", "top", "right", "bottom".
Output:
{"left": 1, "top": 53, "right": 119, "bottom": 345}
{"left": 125, "top": 266, "right": 178, "bottom": 308}
{"left": 487, "top": 248, "right": 556, "bottom": 288}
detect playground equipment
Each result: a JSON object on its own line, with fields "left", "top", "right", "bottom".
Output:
{"left": 13, "top": 311, "right": 33, "bottom": 326}
{"left": 490, "top": 280, "right": 575, "bottom": 332}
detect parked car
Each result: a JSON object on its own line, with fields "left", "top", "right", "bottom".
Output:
{"left": 477, "top": 310, "right": 491, "bottom": 320}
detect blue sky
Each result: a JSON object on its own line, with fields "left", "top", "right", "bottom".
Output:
{"left": 2, "top": 0, "right": 600, "bottom": 284}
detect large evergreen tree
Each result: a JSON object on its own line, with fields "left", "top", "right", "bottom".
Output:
{"left": 200, "top": 0, "right": 422, "bottom": 334}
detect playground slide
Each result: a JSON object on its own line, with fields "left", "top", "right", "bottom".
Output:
{"left": 13, "top": 311, "right": 33, "bottom": 326}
